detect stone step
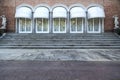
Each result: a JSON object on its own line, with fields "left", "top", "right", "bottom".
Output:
{"left": 1, "top": 38, "right": 120, "bottom": 41}
{"left": 0, "top": 32, "right": 120, "bottom": 49}
{"left": 3, "top": 35, "right": 119, "bottom": 39}
{"left": 4, "top": 33, "right": 117, "bottom": 38}
{"left": 3, "top": 37, "right": 119, "bottom": 40}
{"left": 0, "top": 42, "right": 120, "bottom": 48}
{"left": 0, "top": 45, "right": 120, "bottom": 49}
{"left": 0, "top": 39, "right": 120, "bottom": 44}
{"left": 3, "top": 35, "right": 118, "bottom": 37}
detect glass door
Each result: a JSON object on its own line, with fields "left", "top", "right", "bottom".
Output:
{"left": 88, "top": 18, "right": 101, "bottom": 33}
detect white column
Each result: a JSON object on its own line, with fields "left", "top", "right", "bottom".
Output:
{"left": 67, "top": 12, "right": 70, "bottom": 33}
{"left": 32, "top": 12, "right": 35, "bottom": 33}
{"left": 15, "top": 19, "right": 18, "bottom": 33}
{"left": 85, "top": 11, "right": 88, "bottom": 33}
{"left": 102, "top": 18, "right": 104, "bottom": 33}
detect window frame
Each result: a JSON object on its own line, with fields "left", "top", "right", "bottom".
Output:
{"left": 87, "top": 18, "right": 101, "bottom": 33}
{"left": 53, "top": 18, "right": 67, "bottom": 33}
{"left": 35, "top": 18, "right": 49, "bottom": 33}
{"left": 18, "top": 18, "right": 32, "bottom": 33}
{"left": 70, "top": 18, "right": 84, "bottom": 33}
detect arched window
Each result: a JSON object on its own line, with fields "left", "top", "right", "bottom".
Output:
{"left": 70, "top": 7, "right": 86, "bottom": 33}
{"left": 34, "top": 6, "right": 49, "bottom": 33}
{"left": 53, "top": 7, "right": 67, "bottom": 33}
{"left": 87, "top": 6, "right": 105, "bottom": 33}
{"left": 15, "top": 6, "right": 33, "bottom": 33}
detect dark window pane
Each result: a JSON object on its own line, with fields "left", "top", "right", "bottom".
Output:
{"left": 77, "top": 18, "right": 82, "bottom": 31}
{"left": 43, "top": 18, "right": 48, "bottom": 31}
{"left": 60, "top": 18, "right": 65, "bottom": 31}
{"left": 37, "top": 18, "right": 42, "bottom": 31}
{"left": 71, "top": 18, "right": 76, "bottom": 31}
{"left": 54, "top": 18, "right": 59, "bottom": 31}
{"left": 94, "top": 18, "right": 99, "bottom": 31}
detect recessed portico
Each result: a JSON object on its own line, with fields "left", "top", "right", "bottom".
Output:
{"left": 15, "top": 4, "right": 105, "bottom": 34}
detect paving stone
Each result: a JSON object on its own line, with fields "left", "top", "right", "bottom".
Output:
{"left": 0, "top": 61, "right": 120, "bottom": 80}
{"left": 0, "top": 49, "right": 120, "bottom": 61}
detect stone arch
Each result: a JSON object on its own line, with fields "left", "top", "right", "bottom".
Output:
{"left": 69, "top": 4, "right": 87, "bottom": 33}
{"left": 33, "top": 4, "right": 50, "bottom": 33}
{"left": 87, "top": 4, "right": 105, "bottom": 19}
{"left": 16, "top": 3, "right": 34, "bottom": 12}
{"left": 15, "top": 4, "right": 33, "bottom": 33}
{"left": 69, "top": 3, "right": 86, "bottom": 11}
{"left": 34, "top": 4, "right": 50, "bottom": 12}
{"left": 51, "top": 4, "right": 68, "bottom": 12}
{"left": 87, "top": 4, "right": 105, "bottom": 33}
{"left": 87, "top": 4, "right": 104, "bottom": 9}
{"left": 51, "top": 4, "right": 68, "bottom": 33}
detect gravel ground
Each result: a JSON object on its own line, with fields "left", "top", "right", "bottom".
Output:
{"left": 0, "top": 49, "right": 120, "bottom": 61}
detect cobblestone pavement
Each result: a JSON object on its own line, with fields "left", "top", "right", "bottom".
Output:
{"left": 0, "top": 61, "right": 120, "bottom": 80}
{"left": 0, "top": 49, "right": 120, "bottom": 61}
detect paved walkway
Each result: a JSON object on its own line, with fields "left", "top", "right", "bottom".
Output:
{"left": 0, "top": 61, "right": 120, "bottom": 80}
{"left": 1, "top": 33, "right": 120, "bottom": 80}
{"left": 0, "top": 49, "right": 120, "bottom": 80}
{"left": 0, "top": 49, "right": 120, "bottom": 61}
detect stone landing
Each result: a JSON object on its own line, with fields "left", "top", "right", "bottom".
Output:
{"left": 0, "top": 49, "right": 120, "bottom": 61}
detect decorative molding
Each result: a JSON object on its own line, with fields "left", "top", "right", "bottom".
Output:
{"left": 69, "top": 3, "right": 87, "bottom": 11}
{"left": 34, "top": 4, "right": 51, "bottom": 12}
{"left": 51, "top": 4, "right": 68, "bottom": 12}
{"left": 87, "top": 4, "right": 104, "bottom": 9}
{"left": 16, "top": 3, "right": 34, "bottom": 12}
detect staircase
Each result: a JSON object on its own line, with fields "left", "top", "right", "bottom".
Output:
{"left": 0, "top": 33, "right": 120, "bottom": 49}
